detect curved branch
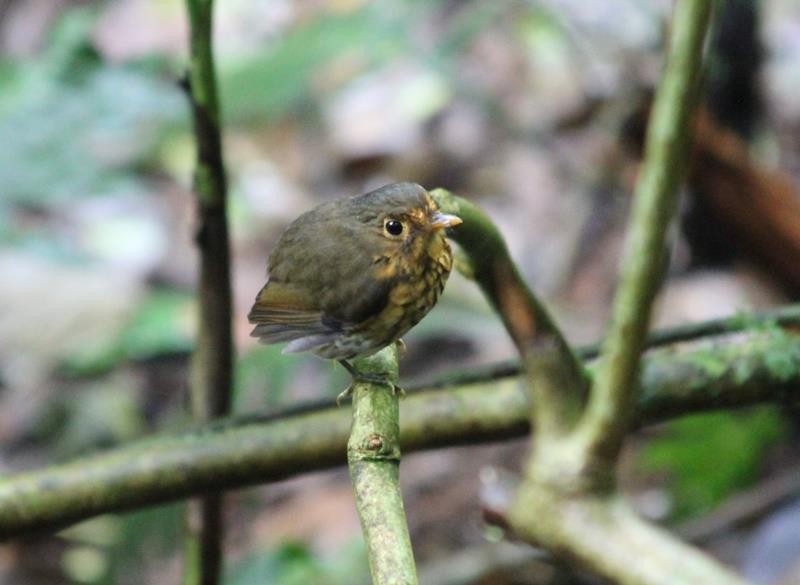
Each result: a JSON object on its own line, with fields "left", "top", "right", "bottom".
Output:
{"left": 430, "top": 189, "right": 588, "bottom": 439}
{"left": 0, "top": 328, "right": 796, "bottom": 539}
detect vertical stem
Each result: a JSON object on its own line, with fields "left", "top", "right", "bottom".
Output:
{"left": 348, "top": 346, "right": 418, "bottom": 585}
{"left": 184, "top": 0, "right": 232, "bottom": 583}
{"left": 576, "top": 0, "right": 714, "bottom": 473}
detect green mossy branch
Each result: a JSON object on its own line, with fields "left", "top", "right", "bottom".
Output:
{"left": 348, "top": 346, "right": 418, "bottom": 585}
{"left": 0, "top": 328, "right": 795, "bottom": 540}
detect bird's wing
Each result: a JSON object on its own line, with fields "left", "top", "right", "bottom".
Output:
{"left": 248, "top": 280, "right": 341, "bottom": 344}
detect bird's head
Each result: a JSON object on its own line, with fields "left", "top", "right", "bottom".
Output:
{"left": 351, "top": 182, "right": 461, "bottom": 260}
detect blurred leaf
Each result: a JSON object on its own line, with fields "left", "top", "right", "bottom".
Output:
{"left": 56, "top": 373, "right": 146, "bottom": 457}
{"left": 60, "top": 515, "right": 122, "bottom": 548}
{"left": 221, "top": 11, "right": 368, "bottom": 123}
{"left": 118, "top": 289, "right": 194, "bottom": 358}
{"left": 40, "top": 5, "right": 102, "bottom": 82}
{"left": 227, "top": 542, "right": 317, "bottom": 585}
{"left": 27, "top": 371, "right": 147, "bottom": 459}
{"left": 234, "top": 345, "right": 350, "bottom": 410}
{"left": 235, "top": 345, "right": 297, "bottom": 409}
{"left": 639, "top": 408, "right": 785, "bottom": 518}
{"left": 0, "top": 65, "right": 185, "bottom": 205}
{"left": 63, "top": 289, "right": 193, "bottom": 376}
{"left": 109, "top": 504, "right": 185, "bottom": 585}
{"left": 226, "top": 539, "right": 368, "bottom": 585}
{"left": 0, "top": 5, "right": 186, "bottom": 207}
{"left": 62, "top": 545, "right": 108, "bottom": 584}
{"left": 220, "top": 3, "right": 417, "bottom": 124}
{"left": 57, "top": 504, "right": 185, "bottom": 585}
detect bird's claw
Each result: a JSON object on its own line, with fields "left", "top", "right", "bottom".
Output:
{"left": 335, "top": 374, "right": 404, "bottom": 406}
{"left": 336, "top": 385, "right": 354, "bottom": 407}
{"left": 336, "top": 359, "right": 403, "bottom": 405}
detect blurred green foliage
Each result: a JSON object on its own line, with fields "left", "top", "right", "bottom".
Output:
{"left": 219, "top": 0, "right": 509, "bottom": 125}
{"left": 23, "top": 370, "right": 146, "bottom": 460}
{"left": 221, "top": 8, "right": 383, "bottom": 124}
{"left": 234, "top": 344, "right": 350, "bottom": 411}
{"left": 62, "top": 506, "right": 363, "bottom": 585}
{"left": 60, "top": 504, "right": 185, "bottom": 585}
{"left": 639, "top": 407, "right": 785, "bottom": 518}
{"left": 226, "top": 540, "right": 368, "bottom": 585}
{"left": 234, "top": 345, "right": 298, "bottom": 410}
{"left": 63, "top": 289, "right": 194, "bottom": 377}
{"left": 57, "top": 375, "right": 146, "bottom": 457}
{"left": 0, "top": 8, "right": 185, "bottom": 207}
{"left": 761, "top": 326, "right": 800, "bottom": 382}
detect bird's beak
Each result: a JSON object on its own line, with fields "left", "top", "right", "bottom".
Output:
{"left": 430, "top": 211, "right": 462, "bottom": 230}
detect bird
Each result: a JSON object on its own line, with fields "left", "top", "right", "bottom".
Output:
{"left": 248, "top": 182, "right": 462, "bottom": 395}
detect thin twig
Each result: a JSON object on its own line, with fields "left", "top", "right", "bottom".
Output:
{"left": 411, "top": 304, "right": 800, "bottom": 391}
{"left": 184, "top": 0, "right": 232, "bottom": 583}
{"left": 348, "top": 345, "right": 418, "bottom": 585}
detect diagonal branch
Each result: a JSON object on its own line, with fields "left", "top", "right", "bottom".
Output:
{"left": 430, "top": 190, "right": 589, "bottom": 440}
{"left": 576, "top": 0, "right": 714, "bottom": 473}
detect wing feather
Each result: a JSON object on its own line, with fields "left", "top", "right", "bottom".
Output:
{"left": 248, "top": 280, "right": 344, "bottom": 347}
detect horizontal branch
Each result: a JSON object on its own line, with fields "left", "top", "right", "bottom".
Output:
{"left": 0, "top": 327, "right": 796, "bottom": 539}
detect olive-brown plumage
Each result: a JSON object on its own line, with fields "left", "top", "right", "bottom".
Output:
{"left": 248, "top": 182, "right": 461, "bottom": 363}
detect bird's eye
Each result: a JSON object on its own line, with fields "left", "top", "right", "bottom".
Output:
{"left": 384, "top": 219, "right": 404, "bottom": 236}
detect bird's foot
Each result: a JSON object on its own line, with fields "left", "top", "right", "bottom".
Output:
{"left": 336, "top": 377, "right": 403, "bottom": 406}
{"left": 336, "top": 360, "right": 403, "bottom": 405}
{"left": 336, "top": 384, "right": 354, "bottom": 407}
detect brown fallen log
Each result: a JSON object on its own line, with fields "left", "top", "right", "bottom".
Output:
{"left": 688, "top": 107, "right": 800, "bottom": 292}
{"left": 624, "top": 103, "right": 800, "bottom": 294}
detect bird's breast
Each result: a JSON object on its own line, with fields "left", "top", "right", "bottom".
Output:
{"left": 378, "top": 236, "right": 453, "bottom": 333}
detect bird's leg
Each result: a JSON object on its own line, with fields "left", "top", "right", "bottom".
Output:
{"left": 336, "top": 359, "right": 402, "bottom": 406}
